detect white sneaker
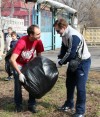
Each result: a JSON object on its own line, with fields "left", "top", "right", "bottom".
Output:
{"left": 73, "top": 113, "right": 84, "bottom": 117}
{"left": 58, "top": 105, "right": 74, "bottom": 112}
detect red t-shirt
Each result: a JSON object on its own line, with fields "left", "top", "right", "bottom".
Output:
{"left": 13, "top": 35, "right": 44, "bottom": 66}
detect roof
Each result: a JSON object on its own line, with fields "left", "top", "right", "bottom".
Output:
{"left": 1, "top": 1, "right": 34, "bottom": 9}
{"left": 37, "top": 0, "right": 77, "bottom": 14}
{"left": 14, "top": 1, "right": 33, "bottom": 9}
{"left": 2, "top": 10, "right": 29, "bottom": 17}
{"left": 1, "top": 11, "right": 11, "bottom": 16}
{"left": 13, "top": 11, "right": 28, "bottom": 16}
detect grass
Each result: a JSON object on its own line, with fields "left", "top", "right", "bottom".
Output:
{"left": 0, "top": 69, "right": 100, "bottom": 117}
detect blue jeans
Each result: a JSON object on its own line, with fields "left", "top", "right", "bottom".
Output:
{"left": 13, "top": 66, "right": 36, "bottom": 107}
{"left": 65, "top": 58, "right": 91, "bottom": 114}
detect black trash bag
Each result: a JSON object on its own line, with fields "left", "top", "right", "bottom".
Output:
{"left": 5, "top": 48, "right": 14, "bottom": 76}
{"left": 21, "top": 56, "right": 58, "bottom": 99}
{"left": 5, "top": 48, "right": 13, "bottom": 61}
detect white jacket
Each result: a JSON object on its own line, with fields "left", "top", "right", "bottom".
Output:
{"left": 5, "top": 34, "right": 12, "bottom": 51}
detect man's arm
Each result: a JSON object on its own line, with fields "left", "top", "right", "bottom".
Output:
{"left": 10, "top": 53, "right": 22, "bottom": 75}
{"left": 59, "top": 35, "right": 81, "bottom": 65}
{"left": 58, "top": 42, "right": 68, "bottom": 59}
{"left": 10, "top": 53, "right": 25, "bottom": 83}
{"left": 6, "top": 36, "right": 12, "bottom": 51}
{"left": 36, "top": 53, "right": 42, "bottom": 57}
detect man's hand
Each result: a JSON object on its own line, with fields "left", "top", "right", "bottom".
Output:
{"left": 56, "top": 59, "right": 62, "bottom": 68}
{"left": 19, "top": 73, "right": 25, "bottom": 83}
{"left": 56, "top": 62, "right": 62, "bottom": 68}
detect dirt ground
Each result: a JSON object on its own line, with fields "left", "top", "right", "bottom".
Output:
{"left": 0, "top": 56, "right": 100, "bottom": 117}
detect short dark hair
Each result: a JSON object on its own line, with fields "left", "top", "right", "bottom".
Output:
{"left": 11, "top": 31, "right": 17, "bottom": 36}
{"left": 27, "top": 25, "right": 39, "bottom": 36}
{"left": 53, "top": 18, "right": 68, "bottom": 28}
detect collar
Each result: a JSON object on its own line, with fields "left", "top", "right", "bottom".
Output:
{"left": 13, "top": 39, "right": 18, "bottom": 41}
{"left": 7, "top": 34, "right": 11, "bottom": 37}
{"left": 62, "top": 25, "right": 69, "bottom": 37}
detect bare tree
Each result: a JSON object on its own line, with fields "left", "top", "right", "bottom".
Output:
{"left": 1, "top": 0, "right": 16, "bottom": 16}
{"left": 58, "top": 0, "right": 100, "bottom": 26}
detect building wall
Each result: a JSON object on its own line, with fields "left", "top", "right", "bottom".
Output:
{"left": 1, "top": 16, "right": 27, "bottom": 33}
{"left": 83, "top": 27, "right": 100, "bottom": 46}
{"left": 1, "top": 0, "right": 33, "bottom": 27}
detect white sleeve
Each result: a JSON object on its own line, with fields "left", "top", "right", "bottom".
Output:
{"left": 5, "top": 35, "right": 12, "bottom": 51}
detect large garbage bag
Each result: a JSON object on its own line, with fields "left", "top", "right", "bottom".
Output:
{"left": 5, "top": 48, "right": 13, "bottom": 76}
{"left": 5, "top": 48, "right": 13, "bottom": 61}
{"left": 21, "top": 56, "right": 58, "bottom": 99}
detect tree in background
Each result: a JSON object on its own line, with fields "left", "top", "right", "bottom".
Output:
{"left": 1, "top": 0, "right": 35, "bottom": 26}
{"left": 1, "top": 0, "right": 100, "bottom": 26}
{"left": 57, "top": 0, "right": 100, "bottom": 27}
{"left": 1, "top": 0, "right": 26, "bottom": 17}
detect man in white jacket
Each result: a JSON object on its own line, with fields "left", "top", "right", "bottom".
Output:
{"left": 4, "top": 27, "right": 13, "bottom": 81}
{"left": 53, "top": 18, "right": 91, "bottom": 117}
{"left": 5, "top": 27, "right": 13, "bottom": 52}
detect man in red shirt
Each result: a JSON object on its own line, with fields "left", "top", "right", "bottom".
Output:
{"left": 10, "top": 25, "right": 44, "bottom": 113}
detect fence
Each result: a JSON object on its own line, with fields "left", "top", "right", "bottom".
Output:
{"left": 83, "top": 27, "right": 100, "bottom": 46}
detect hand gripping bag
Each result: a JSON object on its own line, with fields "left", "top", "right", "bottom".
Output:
{"left": 21, "top": 56, "right": 58, "bottom": 99}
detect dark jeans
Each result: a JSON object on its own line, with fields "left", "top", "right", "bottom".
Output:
{"left": 13, "top": 67, "right": 36, "bottom": 107}
{"left": 65, "top": 58, "right": 91, "bottom": 114}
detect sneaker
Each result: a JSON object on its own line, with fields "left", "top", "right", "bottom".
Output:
{"left": 72, "top": 113, "right": 84, "bottom": 117}
{"left": 58, "top": 104, "right": 74, "bottom": 112}
{"left": 28, "top": 105, "right": 36, "bottom": 113}
{"left": 15, "top": 105, "right": 22, "bottom": 112}
{"left": 4, "top": 76, "right": 13, "bottom": 81}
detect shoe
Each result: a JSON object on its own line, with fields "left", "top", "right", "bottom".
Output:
{"left": 4, "top": 76, "right": 13, "bottom": 81}
{"left": 15, "top": 105, "right": 22, "bottom": 112}
{"left": 58, "top": 103, "right": 74, "bottom": 112}
{"left": 72, "top": 113, "right": 84, "bottom": 117}
{"left": 28, "top": 105, "right": 36, "bottom": 113}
